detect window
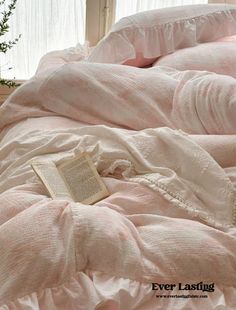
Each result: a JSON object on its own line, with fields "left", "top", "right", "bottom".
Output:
{"left": 0, "top": 0, "right": 86, "bottom": 79}
{"left": 0, "top": 0, "right": 215, "bottom": 79}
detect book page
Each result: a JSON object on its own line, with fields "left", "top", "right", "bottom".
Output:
{"left": 57, "top": 153, "right": 109, "bottom": 204}
{"left": 31, "top": 161, "right": 73, "bottom": 201}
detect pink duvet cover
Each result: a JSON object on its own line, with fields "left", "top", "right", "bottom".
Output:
{"left": 1, "top": 44, "right": 236, "bottom": 310}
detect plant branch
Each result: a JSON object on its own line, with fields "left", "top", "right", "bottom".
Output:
{"left": 0, "top": 78, "right": 20, "bottom": 87}
{"left": 0, "top": 0, "right": 21, "bottom": 88}
{"left": 0, "top": 0, "right": 17, "bottom": 36}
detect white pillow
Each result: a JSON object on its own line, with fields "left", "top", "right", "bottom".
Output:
{"left": 87, "top": 4, "right": 236, "bottom": 67}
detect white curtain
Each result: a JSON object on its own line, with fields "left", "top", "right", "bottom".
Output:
{"left": 0, "top": 0, "right": 86, "bottom": 79}
{"left": 115, "top": 0, "right": 209, "bottom": 22}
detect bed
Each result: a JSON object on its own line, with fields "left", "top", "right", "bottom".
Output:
{"left": 1, "top": 4, "right": 236, "bottom": 310}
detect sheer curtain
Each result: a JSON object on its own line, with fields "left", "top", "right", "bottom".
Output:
{"left": 0, "top": 0, "right": 86, "bottom": 79}
{"left": 115, "top": 0, "right": 208, "bottom": 22}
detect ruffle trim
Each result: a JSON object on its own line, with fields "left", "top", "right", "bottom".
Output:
{"left": 2, "top": 271, "right": 236, "bottom": 310}
{"left": 99, "top": 148, "right": 235, "bottom": 229}
{"left": 129, "top": 175, "right": 235, "bottom": 230}
{"left": 87, "top": 6, "right": 236, "bottom": 67}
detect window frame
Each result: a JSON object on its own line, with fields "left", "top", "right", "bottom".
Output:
{"left": 86, "top": 0, "right": 116, "bottom": 46}
{"left": 3, "top": 0, "right": 234, "bottom": 84}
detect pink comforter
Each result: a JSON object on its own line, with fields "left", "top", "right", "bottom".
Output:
{"left": 1, "top": 49, "right": 236, "bottom": 310}
{"left": 2, "top": 53, "right": 236, "bottom": 134}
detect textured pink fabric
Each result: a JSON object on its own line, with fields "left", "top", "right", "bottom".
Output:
{"left": 1, "top": 48, "right": 236, "bottom": 309}
{"left": 35, "top": 43, "right": 89, "bottom": 75}
{"left": 153, "top": 40, "right": 236, "bottom": 78}
{"left": 216, "top": 34, "right": 236, "bottom": 41}
{"left": 1, "top": 124, "right": 236, "bottom": 308}
{"left": 2, "top": 62, "right": 236, "bottom": 134}
{"left": 1, "top": 179, "right": 236, "bottom": 309}
{"left": 87, "top": 4, "right": 236, "bottom": 67}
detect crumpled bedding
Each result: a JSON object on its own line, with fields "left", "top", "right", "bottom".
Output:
{"left": 1, "top": 48, "right": 236, "bottom": 310}
{"left": 2, "top": 60, "right": 236, "bottom": 134}
{"left": 153, "top": 41, "right": 236, "bottom": 78}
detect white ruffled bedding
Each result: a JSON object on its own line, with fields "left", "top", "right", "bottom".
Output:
{"left": 1, "top": 39, "right": 236, "bottom": 310}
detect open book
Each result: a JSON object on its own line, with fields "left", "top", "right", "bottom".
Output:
{"left": 31, "top": 153, "right": 109, "bottom": 204}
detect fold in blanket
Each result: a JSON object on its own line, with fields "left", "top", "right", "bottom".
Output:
{"left": 1, "top": 125, "right": 236, "bottom": 306}
{"left": 1, "top": 57, "right": 236, "bottom": 307}
{"left": 0, "top": 125, "right": 235, "bottom": 227}
{"left": 1, "top": 62, "right": 236, "bottom": 134}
